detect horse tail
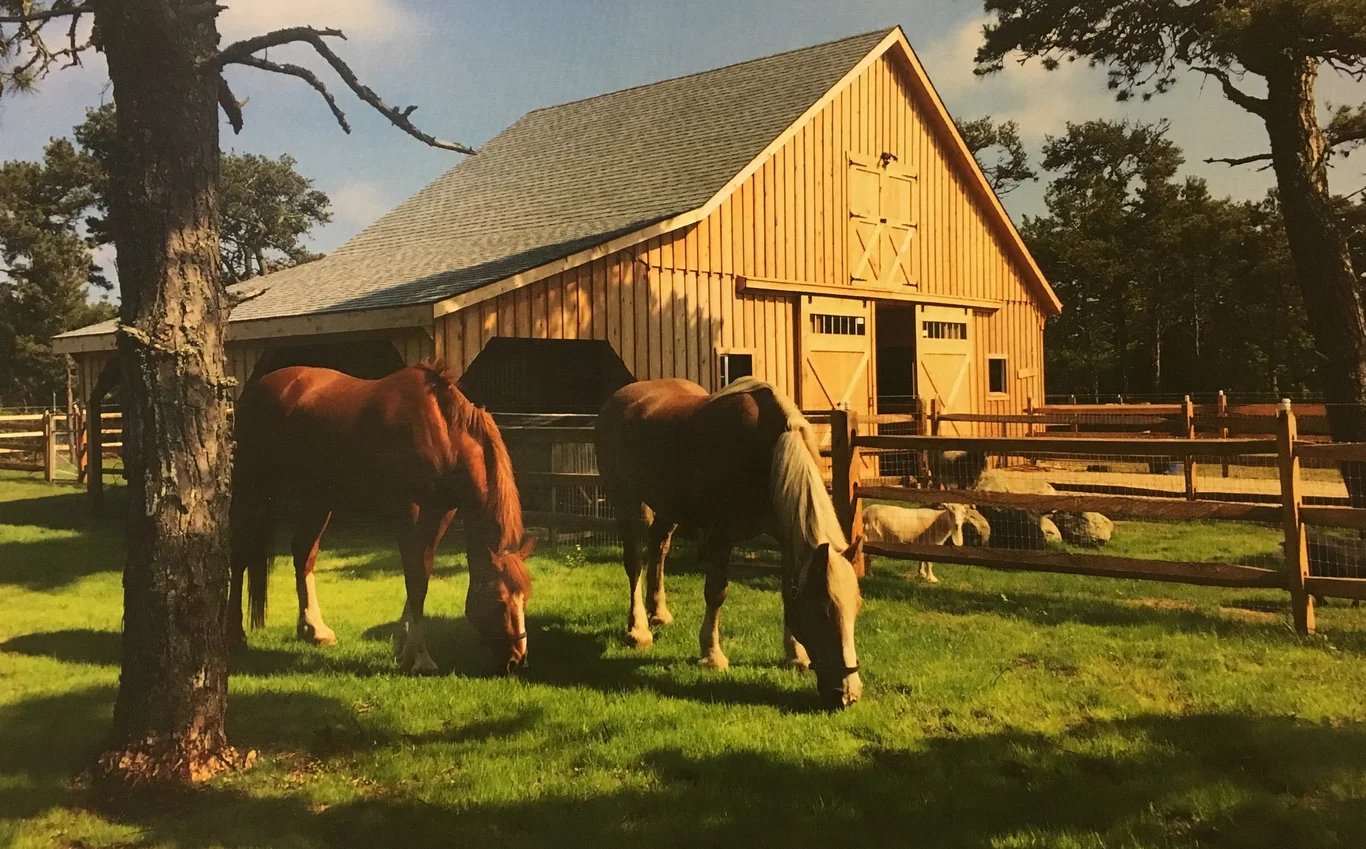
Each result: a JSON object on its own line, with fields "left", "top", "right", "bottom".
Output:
{"left": 230, "top": 406, "right": 276, "bottom": 629}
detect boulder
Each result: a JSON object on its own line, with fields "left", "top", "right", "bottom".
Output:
{"left": 961, "top": 507, "right": 992, "bottom": 547}
{"left": 1052, "top": 511, "right": 1114, "bottom": 547}
{"left": 976, "top": 506, "right": 1048, "bottom": 550}
{"left": 1039, "top": 515, "right": 1062, "bottom": 544}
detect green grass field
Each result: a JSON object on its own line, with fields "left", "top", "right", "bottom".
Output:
{"left": 2, "top": 471, "right": 1365, "bottom": 848}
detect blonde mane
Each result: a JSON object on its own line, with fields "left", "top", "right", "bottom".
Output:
{"left": 716, "top": 377, "right": 848, "bottom": 556}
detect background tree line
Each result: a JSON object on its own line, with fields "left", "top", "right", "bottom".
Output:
{"left": 966, "top": 115, "right": 1363, "bottom": 400}
{"left": 0, "top": 104, "right": 331, "bottom": 406}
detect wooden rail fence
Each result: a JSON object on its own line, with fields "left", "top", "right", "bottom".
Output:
{"left": 829, "top": 402, "right": 1365, "bottom": 635}
{"left": 0, "top": 409, "right": 123, "bottom": 482}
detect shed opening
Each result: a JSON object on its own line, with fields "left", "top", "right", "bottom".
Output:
{"left": 458, "top": 337, "right": 635, "bottom": 413}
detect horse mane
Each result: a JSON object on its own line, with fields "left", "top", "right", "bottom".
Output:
{"left": 416, "top": 360, "right": 531, "bottom": 594}
{"left": 716, "top": 377, "right": 847, "bottom": 556}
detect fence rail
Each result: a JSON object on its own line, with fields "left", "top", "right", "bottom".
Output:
{"left": 829, "top": 402, "right": 1366, "bottom": 636}
{"left": 0, "top": 409, "right": 123, "bottom": 481}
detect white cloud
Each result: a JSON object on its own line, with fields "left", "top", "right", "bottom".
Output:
{"left": 916, "top": 17, "right": 1120, "bottom": 140}
{"left": 308, "top": 179, "right": 400, "bottom": 252}
{"left": 219, "top": 0, "right": 421, "bottom": 43}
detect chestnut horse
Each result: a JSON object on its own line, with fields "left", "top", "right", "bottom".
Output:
{"left": 228, "top": 362, "right": 534, "bottom": 674}
{"left": 595, "top": 377, "right": 864, "bottom": 709}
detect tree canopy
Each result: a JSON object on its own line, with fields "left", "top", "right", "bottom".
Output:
{"left": 959, "top": 116, "right": 1037, "bottom": 195}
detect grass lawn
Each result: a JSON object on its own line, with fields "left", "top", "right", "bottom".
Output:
{"left": 2, "top": 470, "right": 1365, "bottom": 848}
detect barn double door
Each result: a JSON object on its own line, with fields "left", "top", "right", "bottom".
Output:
{"left": 798, "top": 295, "right": 872, "bottom": 416}
{"left": 915, "top": 304, "right": 973, "bottom": 435}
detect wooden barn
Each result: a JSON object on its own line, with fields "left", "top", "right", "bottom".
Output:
{"left": 55, "top": 26, "right": 1060, "bottom": 427}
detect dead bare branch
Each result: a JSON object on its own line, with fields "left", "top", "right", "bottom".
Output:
{"left": 1205, "top": 152, "right": 1274, "bottom": 167}
{"left": 230, "top": 55, "right": 350, "bottom": 133}
{"left": 212, "top": 25, "right": 475, "bottom": 154}
{"left": 216, "top": 75, "right": 244, "bottom": 134}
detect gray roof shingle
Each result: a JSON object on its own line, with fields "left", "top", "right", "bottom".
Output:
{"left": 56, "top": 28, "right": 890, "bottom": 339}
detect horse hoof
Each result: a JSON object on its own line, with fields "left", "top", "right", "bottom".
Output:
{"left": 408, "top": 655, "right": 439, "bottom": 675}
{"left": 624, "top": 628, "right": 654, "bottom": 649}
{"left": 649, "top": 609, "right": 674, "bottom": 627}
{"left": 699, "top": 652, "right": 730, "bottom": 671}
{"left": 312, "top": 631, "right": 338, "bottom": 647}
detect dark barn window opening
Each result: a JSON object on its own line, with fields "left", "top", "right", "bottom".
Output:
{"left": 249, "top": 339, "right": 407, "bottom": 383}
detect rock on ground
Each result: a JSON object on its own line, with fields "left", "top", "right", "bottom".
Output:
{"left": 1052, "top": 511, "right": 1114, "bottom": 547}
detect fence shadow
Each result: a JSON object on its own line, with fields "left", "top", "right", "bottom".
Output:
{"left": 0, "top": 487, "right": 126, "bottom": 590}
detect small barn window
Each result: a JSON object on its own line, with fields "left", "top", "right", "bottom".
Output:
{"left": 811, "top": 314, "right": 866, "bottom": 336}
{"left": 923, "top": 320, "right": 967, "bottom": 340}
{"left": 988, "top": 356, "right": 1008, "bottom": 395}
{"left": 718, "top": 352, "right": 754, "bottom": 386}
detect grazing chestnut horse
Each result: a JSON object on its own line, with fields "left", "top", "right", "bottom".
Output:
{"left": 228, "top": 361, "right": 534, "bottom": 674}
{"left": 596, "top": 377, "right": 864, "bottom": 709}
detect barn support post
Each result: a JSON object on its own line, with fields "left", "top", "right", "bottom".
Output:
{"left": 830, "top": 408, "right": 865, "bottom": 578}
{"left": 41, "top": 410, "right": 57, "bottom": 482}
{"left": 1277, "top": 401, "right": 1314, "bottom": 635}
{"left": 86, "top": 360, "right": 119, "bottom": 516}
{"left": 1183, "top": 395, "right": 1197, "bottom": 501}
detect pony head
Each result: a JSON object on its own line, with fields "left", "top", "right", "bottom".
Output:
{"left": 787, "top": 537, "right": 864, "bottom": 710}
{"left": 465, "top": 537, "right": 535, "bottom": 673}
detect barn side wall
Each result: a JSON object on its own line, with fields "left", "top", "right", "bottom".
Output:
{"left": 436, "top": 48, "right": 1048, "bottom": 417}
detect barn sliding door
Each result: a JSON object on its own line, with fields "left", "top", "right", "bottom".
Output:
{"left": 799, "top": 295, "right": 871, "bottom": 416}
{"left": 916, "top": 304, "right": 973, "bottom": 435}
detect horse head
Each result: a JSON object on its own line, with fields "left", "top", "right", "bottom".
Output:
{"left": 466, "top": 536, "right": 535, "bottom": 674}
{"left": 787, "top": 538, "right": 864, "bottom": 710}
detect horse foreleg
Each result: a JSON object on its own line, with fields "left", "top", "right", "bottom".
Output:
{"left": 621, "top": 503, "right": 653, "bottom": 648}
{"left": 292, "top": 504, "right": 336, "bottom": 646}
{"left": 917, "top": 561, "right": 940, "bottom": 583}
{"left": 646, "top": 514, "right": 677, "bottom": 627}
{"left": 779, "top": 548, "right": 812, "bottom": 670}
{"left": 396, "top": 504, "right": 445, "bottom": 675}
{"left": 698, "top": 530, "right": 731, "bottom": 671}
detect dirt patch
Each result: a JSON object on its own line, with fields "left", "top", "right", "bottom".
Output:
{"left": 1127, "top": 596, "right": 1280, "bottom": 624}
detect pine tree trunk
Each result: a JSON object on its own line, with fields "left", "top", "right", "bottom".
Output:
{"left": 1263, "top": 56, "right": 1366, "bottom": 504}
{"left": 94, "top": 0, "right": 240, "bottom": 785}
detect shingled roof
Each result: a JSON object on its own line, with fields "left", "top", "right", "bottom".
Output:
{"left": 56, "top": 28, "right": 891, "bottom": 344}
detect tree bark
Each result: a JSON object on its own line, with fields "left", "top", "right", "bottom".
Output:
{"left": 1262, "top": 56, "right": 1366, "bottom": 503}
{"left": 93, "top": 0, "right": 241, "bottom": 785}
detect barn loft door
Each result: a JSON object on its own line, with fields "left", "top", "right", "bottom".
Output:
{"left": 799, "top": 295, "right": 872, "bottom": 417}
{"left": 916, "top": 304, "right": 973, "bottom": 436}
{"left": 848, "top": 153, "right": 917, "bottom": 289}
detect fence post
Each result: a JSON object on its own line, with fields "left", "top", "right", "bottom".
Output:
{"left": 929, "top": 398, "right": 942, "bottom": 437}
{"left": 1026, "top": 395, "right": 1036, "bottom": 438}
{"left": 1183, "top": 395, "right": 1197, "bottom": 501}
{"left": 1277, "top": 400, "right": 1314, "bottom": 635}
{"left": 1218, "top": 390, "right": 1230, "bottom": 478}
{"left": 547, "top": 485, "right": 559, "bottom": 548}
{"left": 87, "top": 400, "right": 104, "bottom": 515}
{"left": 41, "top": 410, "right": 57, "bottom": 482}
{"left": 830, "top": 408, "right": 865, "bottom": 578}
{"left": 915, "top": 398, "right": 931, "bottom": 483}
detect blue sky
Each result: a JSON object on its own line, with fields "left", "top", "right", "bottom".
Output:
{"left": 2, "top": 0, "right": 1363, "bottom": 287}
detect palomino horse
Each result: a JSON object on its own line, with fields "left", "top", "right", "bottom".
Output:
{"left": 228, "top": 362, "right": 534, "bottom": 674}
{"left": 595, "top": 377, "right": 864, "bottom": 709}
{"left": 862, "top": 503, "right": 967, "bottom": 582}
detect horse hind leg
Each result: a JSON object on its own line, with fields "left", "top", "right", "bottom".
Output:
{"left": 292, "top": 504, "right": 337, "bottom": 646}
{"left": 621, "top": 502, "right": 653, "bottom": 648}
{"left": 646, "top": 513, "right": 677, "bottom": 627}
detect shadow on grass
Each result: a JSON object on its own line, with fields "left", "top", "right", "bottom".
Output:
{"left": 2, "top": 687, "right": 1362, "bottom": 849}
{"left": 0, "top": 486, "right": 127, "bottom": 590}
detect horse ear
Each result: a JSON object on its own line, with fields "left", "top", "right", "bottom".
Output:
{"left": 518, "top": 536, "right": 538, "bottom": 558}
{"left": 842, "top": 536, "right": 863, "bottom": 563}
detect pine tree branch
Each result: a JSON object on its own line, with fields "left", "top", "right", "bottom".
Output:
{"left": 227, "top": 55, "right": 350, "bottom": 133}
{"left": 216, "top": 76, "right": 244, "bottom": 134}
{"left": 212, "top": 25, "right": 475, "bottom": 154}
{"left": 1195, "top": 66, "right": 1269, "bottom": 117}
{"left": 0, "top": 2, "right": 89, "bottom": 24}
{"left": 1205, "top": 152, "right": 1274, "bottom": 171}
